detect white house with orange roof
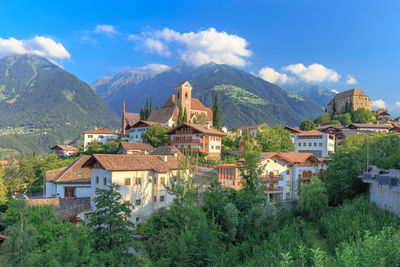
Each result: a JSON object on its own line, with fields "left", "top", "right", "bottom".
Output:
{"left": 293, "top": 130, "right": 335, "bottom": 158}
{"left": 83, "top": 128, "right": 119, "bottom": 151}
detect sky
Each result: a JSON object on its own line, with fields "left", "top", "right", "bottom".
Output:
{"left": 1, "top": 0, "right": 400, "bottom": 115}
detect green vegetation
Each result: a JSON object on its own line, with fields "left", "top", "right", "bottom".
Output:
{"left": 212, "top": 92, "right": 221, "bottom": 128}
{"left": 141, "top": 125, "right": 169, "bottom": 148}
{"left": 140, "top": 96, "right": 154, "bottom": 120}
{"left": 298, "top": 177, "right": 328, "bottom": 222}
{"left": 288, "top": 93, "right": 305, "bottom": 100}
{"left": 300, "top": 120, "right": 316, "bottom": 131}
{"left": 256, "top": 124, "right": 295, "bottom": 152}
{"left": 212, "top": 84, "right": 268, "bottom": 105}
{"left": 315, "top": 107, "right": 376, "bottom": 126}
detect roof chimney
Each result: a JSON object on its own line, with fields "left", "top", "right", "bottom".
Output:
{"left": 205, "top": 123, "right": 210, "bottom": 129}
{"left": 162, "top": 155, "right": 168, "bottom": 162}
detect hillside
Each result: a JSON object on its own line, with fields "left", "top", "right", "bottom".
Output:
{"left": 0, "top": 55, "right": 119, "bottom": 157}
{"left": 279, "top": 82, "right": 336, "bottom": 107}
{"left": 95, "top": 63, "right": 325, "bottom": 128}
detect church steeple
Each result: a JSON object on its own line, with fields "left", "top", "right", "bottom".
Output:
{"left": 175, "top": 81, "right": 192, "bottom": 122}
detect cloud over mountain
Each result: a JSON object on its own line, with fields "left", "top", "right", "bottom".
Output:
{"left": 0, "top": 36, "right": 70, "bottom": 59}
{"left": 283, "top": 63, "right": 340, "bottom": 83}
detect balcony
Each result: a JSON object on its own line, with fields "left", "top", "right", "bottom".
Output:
{"left": 261, "top": 175, "right": 283, "bottom": 182}
{"left": 264, "top": 186, "right": 283, "bottom": 194}
{"left": 169, "top": 138, "right": 209, "bottom": 144}
{"left": 358, "top": 166, "right": 400, "bottom": 192}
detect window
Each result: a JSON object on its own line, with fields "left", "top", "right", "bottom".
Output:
{"left": 173, "top": 176, "right": 177, "bottom": 182}
{"left": 125, "top": 178, "right": 131, "bottom": 185}
{"left": 103, "top": 178, "right": 107, "bottom": 185}
{"left": 298, "top": 143, "right": 301, "bottom": 146}
{"left": 319, "top": 143, "right": 323, "bottom": 146}
{"left": 154, "top": 196, "right": 157, "bottom": 202}
{"left": 88, "top": 135, "right": 93, "bottom": 138}
{"left": 314, "top": 143, "right": 317, "bottom": 146}
{"left": 149, "top": 176, "right": 152, "bottom": 183}
{"left": 64, "top": 187, "right": 75, "bottom": 198}
{"left": 286, "top": 170, "right": 290, "bottom": 175}
{"left": 303, "top": 143, "right": 307, "bottom": 146}
{"left": 160, "top": 196, "right": 165, "bottom": 202}
{"left": 96, "top": 176, "right": 99, "bottom": 184}
{"left": 99, "top": 135, "right": 103, "bottom": 139}
{"left": 308, "top": 143, "right": 312, "bottom": 146}
{"left": 153, "top": 177, "right": 157, "bottom": 185}
{"left": 161, "top": 177, "right": 165, "bottom": 185}
{"left": 136, "top": 199, "right": 141, "bottom": 206}
{"left": 136, "top": 177, "right": 141, "bottom": 185}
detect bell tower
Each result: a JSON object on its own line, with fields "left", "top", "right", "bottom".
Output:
{"left": 175, "top": 81, "right": 192, "bottom": 121}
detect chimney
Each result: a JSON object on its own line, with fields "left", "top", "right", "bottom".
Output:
{"left": 205, "top": 123, "right": 210, "bottom": 129}
{"left": 162, "top": 155, "right": 168, "bottom": 162}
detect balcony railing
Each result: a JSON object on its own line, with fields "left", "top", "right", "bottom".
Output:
{"left": 261, "top": 175, "right": 283, "bottom": 182}
{"left": 358, "top": 166, "right": 400, "bottom": 191}
{"left": 264, "top": 186, "right": 283, "bottom": 193}
{"left": 170, "top": 138, "right": 209, "bottom": 144}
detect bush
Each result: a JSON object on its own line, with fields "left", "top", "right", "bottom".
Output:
{"left": 298, "top": 177, "right": 328, "bottom": 222}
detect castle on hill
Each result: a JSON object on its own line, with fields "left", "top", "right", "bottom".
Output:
{"left": 147, "top": 81, "right": 213, "bottom": 127}
{"left": 327, "top": 88, "right": 371, "bottom": 115}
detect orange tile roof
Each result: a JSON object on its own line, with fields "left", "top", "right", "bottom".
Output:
{"left": 50, "top": 145, "right": 77, "bottom": 151}
{"left": 46, "top": 155, "right": 91, "bottom": 183}
{"left": 167, "top": 122, "right": 226, "bottom": 136}
{"left": 190, "top": 98, "right": 213, "bottom": 121}
{"left": 279, "top": 152, "right": 319, "bottom": 163}
{"left": 83, "top": 154, "right": 180, "bottom": 173}
{"left": 175, "top": 81, "right": 190, "bottom": 87}
{"left": 83, "top": 128, "right": 118, "bottom": 134}
{"left": 118, "top": 142, "right": 154, "bottom": 152}
{"left": 296, "top": 130, "right": 324, "bottom": 136}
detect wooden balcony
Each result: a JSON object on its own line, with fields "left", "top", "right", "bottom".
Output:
{"left": 170, "top": 138, "right": 209, "bottom": 144}
{"left": 261, "top": 175, "right": 283, "bottom": 182}
{"left": 264, "top": 186, "right": 283, "bottom": 194}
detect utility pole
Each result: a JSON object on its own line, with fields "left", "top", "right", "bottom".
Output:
{"left": 367, "top": 131, "right": 370, "bottom": 170}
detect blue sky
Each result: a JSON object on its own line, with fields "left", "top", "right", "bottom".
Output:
{"left": 1, "top": 0, "right": 399, "bottom": 115}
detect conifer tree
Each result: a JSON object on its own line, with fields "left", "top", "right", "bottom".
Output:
{"left": 156, "top": 104, "right": 159, "bottom": 110}
{"left": 150, "top": 97, "right": 153, "bottom": 116}
{"left": 212, "top": 93, "right": 221, "bottom": 128}
{"left": 183, "top": 107, "right": 188, "bottom": 123}
{"left": 140, "top": 107, "right": 145, "bottom": 120}
{"left": 145, "top": 97, "right": 150, "bottom": 119}
{"left": 177, "top": 103, "right": 183, "bottom": 124}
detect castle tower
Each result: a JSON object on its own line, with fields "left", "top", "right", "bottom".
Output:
{"left": 175, "top": 81, "right": 192, "bottom": 121}
{"left": 121, "top": 99, "right": 126, "bottom": 136}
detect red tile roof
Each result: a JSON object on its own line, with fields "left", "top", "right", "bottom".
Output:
{"left": 118, "top": 142, "right": 154, "bottom": 153}
{"left": 46, "top": 155, "right": 91, "bottom": 183}
{"left": 347, "top": 123, "right": 392, "bottom": 129}
{"left": 124, "top": 112, "right": 140, "bottom": 126}
{"left": 279, "top": 152, "right": 319, "bottom": 163}
{"left": 82, "top": 154, "right": 179, "bottom": 173}
{"left": 167, "top": 122, "right": 226, "bottom": 136}
{"left": 83, "top": 128, "right": 118, "bottom": 134}
{"left": 238, "top": 124, "right": 266, "bottom": 131}
{"left": 175, "top": 81, "right": 190, "bottom": 87}
{"left": 296, "top": 130, "right": 324, "bottom": 136}
{"left": 50, "top": 145, "right": 78, "bottom": 151}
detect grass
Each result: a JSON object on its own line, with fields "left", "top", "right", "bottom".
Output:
{"left": 288, "top": 93, "right": 305, "bottom": 101}
{"left": 303, "top": 222, "right": 329, "bottom": 253}
{"left": 212, "top": 84, "right": 268, "bottom": 105}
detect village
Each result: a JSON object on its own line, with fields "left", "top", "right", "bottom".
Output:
{"left": 35, "top": 81, "right": 400, "bottom": 226}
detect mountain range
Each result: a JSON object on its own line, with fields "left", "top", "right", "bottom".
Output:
{"left": 92, "top": 63, "right": 326, "bottom": 128}
{"left": 279, "top": 82, "right": 336, "bottom": 107}
{"left": 0, "top": 55, "right": 119, "bottom": 157}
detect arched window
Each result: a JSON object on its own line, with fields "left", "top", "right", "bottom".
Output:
{"left": 185, "top": 92, "right": 188, "bottom": 98}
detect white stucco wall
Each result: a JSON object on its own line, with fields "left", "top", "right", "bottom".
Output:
{"left": 83, "top": 133, "right": 119, "bottom": 151}
{"left": 294, "top": 133, "right": 335, "bottom": 158}
{"left": 44, "top": 182, "right": 90, "bottom": 198}
{"left": 128, "top": 126, "right": 148, "bottom": 142}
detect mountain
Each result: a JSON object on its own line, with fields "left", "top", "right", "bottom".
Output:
{"left": 279, "top": 82, "right": 336, "bottom": 107}
{"left": 0, "top": 55, "right": 119, "bottom": 157}
{"left": 96, "top": 62, "right": 325, "bottom": 128}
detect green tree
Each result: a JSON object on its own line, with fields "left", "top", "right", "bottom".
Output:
{"left": 182, "top": 107, "right": 188, "bottom": 123}
{"left": 141, "top": 125, "right": 169, "bottom": 148}
{"left": 332, "top": 113, "right": 352, "bottom": 125}
{"left": 300, "top": 120, "right": 316, "bottom": 131}
{"left": 222, "top": 203, "right": 239, "bottom": 242}
{"left": 145, "top": 97, "right": 150, "bottom": 119}
{"left": 103, "top": 138, "right": 121, "bottom": 154}
{"left": 140, "top": 106, "right": 145, "bottom": 120}
{"left": 314, "top": 113, "right": 331, "bottom": 125}
{"left": 156, "top": 104, "right": 159, "bottom": 110}
{"left": 1, "top": 200, "right": 37, "bottom": 267}
{"left": 298, "top": 177, "right": 328, "bottom": 222}
{"left": 0, "top": 168, "right": 8, "bottom": 205}
{"left": 212, "top": 92, "right": 221, "bottom": 129}
{"left": 86, "top": 140, "right": 104, "bottom": 154}
{"left": 177, "top": 103, "right": 183, "bottom": 124}
{"left": 352, "top": 108, "right": 375, "bottom": 123}
{"left": 150, "top": 97, "right": 153, "bottom": 117}
{"left": 256, "top": 124, "right": 295, "bottom": 152}
{"left": 88, "top": 183, "right": 137, "bottom": 265}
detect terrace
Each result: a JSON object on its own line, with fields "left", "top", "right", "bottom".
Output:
{"left": 358, "top": 166, "right": 400, "bottom": 191}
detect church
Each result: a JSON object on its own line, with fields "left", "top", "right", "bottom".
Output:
{"left": 147, "top": 81, "right": 213, "bottom": 127}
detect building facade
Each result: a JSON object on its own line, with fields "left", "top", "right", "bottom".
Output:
{"left": 238, "top": 123, "right": 266, "bottom": 137}
{"left": 50, "top": 145, "right": 77, "bottom": 157}
{"left": 327, "top": 88, "right": 371, "bottom": 115}
{"left": 83, "top": 128, "right": 119, "bottom": 151}
{"left": 347, "top": 123, "right": 392, "bottom": 133}
{"left": 293, "top": 130, "right": 335, "bottom": 158}
{"left": 127, "top": 120, "right": 170, "bottom": 143}
{"left": 116, "top": 142, "right": 154, "bottom": 155}
{"left": 167, "top": 122, "right": 225, "bottom": 160}
{"left": 82, "top": 154, "right": 181, "bottom": 224}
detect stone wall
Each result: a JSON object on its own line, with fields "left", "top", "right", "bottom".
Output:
{"left": 369, "top": 183, "right": 400, "bottom": 216}
{"left": 27, "top": 197, "right": 91, "bottom": 220}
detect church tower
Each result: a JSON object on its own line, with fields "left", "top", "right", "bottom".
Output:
{"left": 121, "top": 99, "right": 126, "bottom": 136}
{"left": 175, "top": 81, "right": 192, "bottom": 121}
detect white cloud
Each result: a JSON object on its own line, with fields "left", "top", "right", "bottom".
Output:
{"left": 133, "top": 27, "right": 252, "bottom": 66}
{"left": 371, "top": 99, "right": 387, "bottom": 109}
{"left": 346, "top": 74, "right": 358, "bottom": 85}
{"left": 0, "top": 36, "right": 70, "bottom": 59}
{"left": 258, "top": 67, "right": 289, "bottom": 83}
{"left": 144, "top": 38, "right": 171, "bottom": 57}
{"left": 283, "top": 63, "right": 340, "bottom": 83}
{"left": 112, "top": 63, "right": 170, "bottom": 74}
{"left": 395, "top": 101, "right": 400, "bottom": 110}
{"left": 331, "top": 89, "right": 340, "bottom": 94}
{"left": 94, "top": 24, "right": 118, "bottom": 35}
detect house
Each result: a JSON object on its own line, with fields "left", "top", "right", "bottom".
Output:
{"left": 148, "top": 81, "right": 213, "bottom": 127}
{"left": 293, "top": 130, "right": 335, "bottom": 158}
{"left": 347, "top": 123, "right": 392, "bottom": 133}
{"left": 121, "top": 100, "right": 140, "bottom": 136}
{"left": 116, "top": 142, "right": 154, "bottom": 155}
{"left": 150, "top": 145, "right": 185, "bottom": 160}
{"left": 50, "top": 145, "right": 78, "bottom": 157}
{"left": 126, "top": 120, "right": 170, "bottom": 143}
{"left": 166, "top": 122, "right": 225, "bottom": 160}
{"left": 43, "top": 155, "right": 91, "bottom": 198}
{"left": 390, "top": 126, "right": 400, "bottom": 135}
{"left": 238, "top": 123, "right": 266, "bottom": 137}
{"left": 221, "top": 126, "right": 229, "bottom": 133}
{"left": 217, "top": 152, "right": 328, "bottom": 201}
{"left": 375, "top": 109, "right": 391, "bottom": 122}
{"left": 83, "top": 128, "right": 119, "bottom": 151}
{"left": 327, "top": 88, "right": 371, "bottom": 115}
{"left": 316, "top": 124, "right": 344, "bottom": 135}
{"left": 82, "top": 154, "right": 182, "bottom": 224}
{"left": 284, "top": 126, "right": 302, "bottom": 134}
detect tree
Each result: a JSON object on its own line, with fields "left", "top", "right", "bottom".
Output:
{"left": 238, "top": 139, "right": 263, "bottom": 197}
{"left": 300, "top": 120, "right": 316, "bottom": 131}
{"left": 182, "top": 107, "right": 188, "bottom": 123}
{"left": 298, "top": 177, "right": 328, "bottom": 222}
{"left": 256, "top": 125, "right": 294, "bottom": 152}
{"left": 1, "top": 200, "right": 37, "bottom": 267}
{"left": 141, "top": 125, "right": 169, "bottom": 148}
{"left": 150, "top": 97, "right": 153, "bottom": 117}
{"left": 86, "top": 140, "right": 103, "bottom": 154}
{"left": 314, "top": 113, "right": 331, "bottom": 125}
{"left": 352, "top": 108, "right": 375, "bottom": 123}
{"left": 332, "top": 113, "right": 352, "bottom": 125}
{"left": 145, "top": 97, "right": 150, "bottom": 119}
{"left": 212, "top": 92, "right": 221, "bottom": 129}
{"left": 88, "top": 183, "right": 137, "bottom": 265}
{"left": 177, "top": 103, "right": 183, "bottom": 124}
{"left": 140, "top": 107, "right": 145, "bottom": 120}
{"left": 0, "top": 168, "right": 8, "bottom": 205}
{"left": 103, "top": 138, "right": 121, "bottom": 154}
{"left": 156, "top": 104, "right": 159, "bottom": 110}
{"left": 332, "top": 102, "right": 337, "bottom": 114}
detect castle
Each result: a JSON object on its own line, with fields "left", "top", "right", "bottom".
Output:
{"left": 147, "top": 81, "right": 213, "bottom": 127}
{"left": 327, "top": 88, "right": 371, "bottom": 115}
